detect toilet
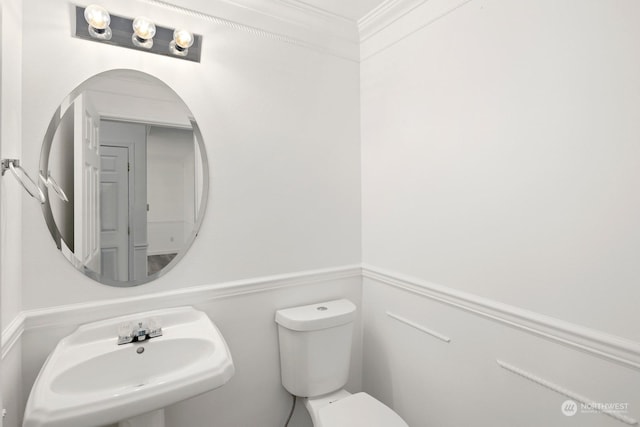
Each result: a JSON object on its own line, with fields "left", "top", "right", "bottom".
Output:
{"left": 275, "top": 299, "right": 408, "bottom": 427}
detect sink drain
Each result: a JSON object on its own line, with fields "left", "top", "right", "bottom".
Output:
{"left": 136, "top": 347, "right": 145, "bottom": 354}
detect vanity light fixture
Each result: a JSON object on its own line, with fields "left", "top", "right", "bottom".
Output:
{"left": 170, "top": 29, "right": 194, "bottom": 56}
{"left": 132, "top": 17, "right": 156, "bottom": 49}
{"left": 73, "top": 6, "right": 202, "bottom": 62}
{"left": 84, "top": 4, "right": 112, "bottom": 40}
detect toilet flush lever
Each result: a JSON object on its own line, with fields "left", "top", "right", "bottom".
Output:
{"left": 117, "top": 318, "right": 163, "bottom": 345}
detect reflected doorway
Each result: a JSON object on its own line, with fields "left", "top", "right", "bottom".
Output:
{"left": 99, "top": 119, "right": 197, "bottom": 282}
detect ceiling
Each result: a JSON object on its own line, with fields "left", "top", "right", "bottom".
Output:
{"left": 290, "top": 0, "right": 387, "bottom": 21}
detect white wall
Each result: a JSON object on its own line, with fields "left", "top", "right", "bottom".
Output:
{"left": 1, "top": 0, "right": 24, "bottom": 422}
{"left": 20, "top": 0, "right": 361, "bottom": 309}
{"left": 360, "top": 0, "right": 640, "bottom": 425}
{"left": 0, "top": 0, "right": 23, "bottom": 333}
{"left": 361, "top": 0, "right": 640, "bottom": 341}
{"left": 6, "top": 0, "right": 360, "bottom": 425}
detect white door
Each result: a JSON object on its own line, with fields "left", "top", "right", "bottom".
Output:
{"left": 100, "top": 145, "right": 129, "bottom": 281}
{"left": 73, "top": 94, "right": 101, "bottom": 272}
{"left": 100, "top": 120, "right": 148, "bottom": 280}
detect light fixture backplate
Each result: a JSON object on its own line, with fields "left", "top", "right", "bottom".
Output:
{"left": 73, "top": 5, "right": 202, "bottom": 63}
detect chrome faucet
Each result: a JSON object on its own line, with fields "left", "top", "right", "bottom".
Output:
{"left": 117, "top": 318, "right": 163, "bottom": 345}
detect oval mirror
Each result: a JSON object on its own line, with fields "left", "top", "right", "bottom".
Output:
{"left": 40, "top": 69, "right": 208, "bottom": 287}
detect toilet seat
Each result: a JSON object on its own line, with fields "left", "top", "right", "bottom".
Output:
{"left": 316, "top": 392, "right": 408, "bottom": 427}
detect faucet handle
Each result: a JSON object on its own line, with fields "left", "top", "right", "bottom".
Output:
{"left": 147, "top": 317, "right": 163, "bottom": 338}
{"left": 117, "top": 322, "right": 134, "bottom": 345}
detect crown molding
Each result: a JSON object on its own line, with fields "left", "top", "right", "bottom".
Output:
{"left": 138, "top": 0, "right": 360, "bottom": 61}
{"left": 358, "top": 0, "right": 428, "bottom": 41}
{"left": 359, "top": 0, "right": 474, "bottom": 60}
{"left": 271, "top": 0, "right": 356, "bottom": 24}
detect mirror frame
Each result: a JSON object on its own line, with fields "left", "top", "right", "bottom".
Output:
{"left": 39, "top": 70, "right": 209, "bottom": 287}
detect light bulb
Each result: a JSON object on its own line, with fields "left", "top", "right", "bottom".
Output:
{"left": 174, "top": 29, "right": 194, "bottom": 49}
{"left": 84, "top": 4, "right": 112, "bottom": 40}
{"left": 84, "top": 4, "right": 109, "bottom": 29}
{"left": 132, "top": 17, "right": 156, "bottom": 49}
{"left": 170, "top": 29, "right": 194, "bottom": 56}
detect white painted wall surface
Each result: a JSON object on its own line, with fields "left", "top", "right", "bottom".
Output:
{"left": 360, "top": 0, "right": 640, "bottom": 425}
{"left": 7, "top": 0, "right": 361, "bottom": 426}
{"left": 0, "top": 0, "right": 23, "bottom": 333}
{"left": 20, "top": 0, "right": 361, "bottom": 308}
{"left": 0, "top": 0, "right": 24, "bottom": 419}
{"left": 361, "top": 0, "right": 640, "bottom": 342}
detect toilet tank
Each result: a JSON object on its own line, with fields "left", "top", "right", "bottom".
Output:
{"left": 275, "top": 299, "right": 356, "bottom": 397}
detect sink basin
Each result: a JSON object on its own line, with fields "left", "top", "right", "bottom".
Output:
{"left": 23, "top": 307, "right": 234, "bottom": 427}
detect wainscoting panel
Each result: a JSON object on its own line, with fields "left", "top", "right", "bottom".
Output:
{"left": 1, "top": 342, "right": 22, "bottom": 427}
{"left": 362, "top": 272, "right": 640, "bottom": 427}
{"left": 364, "top": 266, "right": 640, "bottom": 372}
{"left": 496, "top": 360, "right": 638, "bottom": 426}
{"left": 5, "top": 266, "right": 362, "bottom": 427}
{"left": 6, "top": 265, "right": 639, "bottom": 426}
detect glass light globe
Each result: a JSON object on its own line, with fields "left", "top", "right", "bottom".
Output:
{"left": 132, "top": 17, "right": 156, "bottom": 49}
{"left": 132, "top": 17, "right": 156, "bottom": 41}
{"left": 84, "top": 5, "right": 110, "bottom": 30}
{"left": 84, "top": 4, "right": 111, "bottom": 40}
{"left": 173, "top": 29, "right": 194, "bottom": 50}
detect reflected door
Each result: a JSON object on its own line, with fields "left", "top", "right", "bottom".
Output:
{"left": 100, "top": 146, "right": 129, "bottom": 281}
{"left": 100, "top": 120, "right": 148, "bottom": 281}
{"left": 73, "top": 94, "right": 101, "bottom": 272}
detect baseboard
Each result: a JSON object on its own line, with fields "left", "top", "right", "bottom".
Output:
{"left": 0, "top": 264, "right": 362, "bottom": 359}
{"left": 362, "top": 264, "right": 640, "bottom": 372}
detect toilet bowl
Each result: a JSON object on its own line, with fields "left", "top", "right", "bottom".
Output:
{"left": 275, "top": 299, "right": 408, "bottom": 427}
{"left": 304, "top": 389, "right": 407, "bottom": 427}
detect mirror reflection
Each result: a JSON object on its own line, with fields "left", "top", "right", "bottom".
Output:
{"left": 40, "top": 70, "right": 208, "bottom": 287}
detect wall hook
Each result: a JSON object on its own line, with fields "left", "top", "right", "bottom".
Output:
{"left": 1, "top": 159, "right": 46, "bottom": 204}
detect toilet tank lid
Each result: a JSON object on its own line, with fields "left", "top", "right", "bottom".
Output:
{"left": 275, "top": 299, "right": 356, "bottom": 331}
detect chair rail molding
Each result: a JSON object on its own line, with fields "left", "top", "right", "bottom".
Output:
{"left": 7, "top": 263, "right": 639, "bottom": 373}
{"left": 362, "top": 264, "right": 640, "bottom": 372}
{"left": 0, "top": 265, "right": 361, "bottom": 359}
{"left": 1, "top": 313, "right": 26, "bottom": 359}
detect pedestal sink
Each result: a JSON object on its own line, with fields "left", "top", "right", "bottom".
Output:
{"left": 23, "top": 307, "right": 234, "bottom": 427}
